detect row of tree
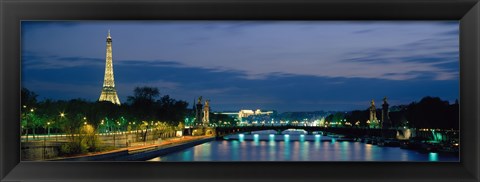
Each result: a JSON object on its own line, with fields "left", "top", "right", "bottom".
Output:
{"left": 325, "top": 96, "right": 459, "bottom": 130}
{"left": 21, "top": 86, "right": 189, "bottom": 144}
{"left": 21, "top": 87, "right": 189, "bottom": 136}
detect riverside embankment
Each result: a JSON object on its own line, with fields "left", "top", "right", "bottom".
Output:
{"left": 52, "top": 136, "right": 215, "bottom": 161}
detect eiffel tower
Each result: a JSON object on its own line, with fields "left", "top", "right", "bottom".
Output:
{"left": 99, "top": 30, "right": 121, "bottom": 105}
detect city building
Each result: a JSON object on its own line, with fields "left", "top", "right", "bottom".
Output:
{"left": 215, "top": 109, "right": 274, "bottom": 123}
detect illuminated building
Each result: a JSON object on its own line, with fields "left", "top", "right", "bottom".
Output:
{"left": 216, "top": 109, "right": 274, "bottom": 121}
{"left": 239, "top": 109, "right": 273, "bottom": 118}
{"left": 98, "top": 30, "right": 121, "bottom": 105}
{"left": 239, "top": 110, "right": 255, "bottom": 118}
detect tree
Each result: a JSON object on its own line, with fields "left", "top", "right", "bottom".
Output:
{"left": 346, "top": 110, "right": 369, "bottom": 128}
{"left": 127, "top": 86, "right": 160, "bottom": 105}
{"left": 325, "top": 112, "right": 346, "bottom": 127}
{"left": 157, "top": 95, "right": 189, "bottom": 126}
{"left": 21, "top": 87, "right": 38, "bottom": 108}
{"left": 21, "top": 88, "right": 39, "bottom": 140}
{"left": 210, "top": 113, "right": 235, "bottom": 126}
{"left": 405, "top": 96, "right": 455, "bottom": 129}
{"left": 446, "top": 100, "right": 459, "bottom": 130}
{"left": 127, "top": 86, "right": 160, "bottom": 120}
{"left": 30, "top": 113, "right": 47, "bottom": 139}
{"left": 177, "top": 122, "right": 185, "bottom": 130}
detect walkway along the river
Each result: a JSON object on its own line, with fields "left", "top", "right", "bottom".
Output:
{"left": 51, "top": 136, "right": 215, "bottom": 161}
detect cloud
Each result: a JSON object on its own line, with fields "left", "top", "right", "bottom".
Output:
{"left": 23, "top": 53, "right": 186, "bottom": 70}
{"left": 117, "top": 59, "right": 185, "bottom": 67}
{"left": 22, "top": 58, "right": 459, "bottom": 112}
{"left": 21, "top": 21, "right": 460, "bottom": 111}
{"left": 22, "top": 21, "right": 459, "bottom": 82}
{"left": 353, "top": 29, "right": 375, "bottom": 34}
{"left": 439, "top": 29, "right": 459, "bottom": 36}
{"left": 337, "top": 33, "right": 458, "bottom": 81}
{"left": 180, "top": 22, "right": 457, "bottom": 81}
{"left": 116, "top": 80, "right": 181, "bottom": 96}
{"left": 22, "top": 53, "right": 104, "bottom": 69}
{"left": 22, "top": 80, "right": 99, "bottom": 100}
{"left": 197, "top": 87, "right": 241, "bottom": 95}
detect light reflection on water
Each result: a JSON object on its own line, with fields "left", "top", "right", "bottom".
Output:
{"left": 148, "top": 140, "right": 459, "bottom": 162}
{"left": 429, "top": 152, "right": 439, "bottom": 161}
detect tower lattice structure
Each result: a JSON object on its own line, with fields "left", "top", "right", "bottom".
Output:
{"left": 99, "top": 30, "right": 121, "bottom": 105}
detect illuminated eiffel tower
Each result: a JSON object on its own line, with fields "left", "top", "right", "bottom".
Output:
{"left": 98, "top": 30, "right": 121, "bottom": 105}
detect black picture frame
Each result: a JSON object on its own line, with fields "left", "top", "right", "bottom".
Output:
{"left": 1, "top": 0, "right": 479, "bottom": 181}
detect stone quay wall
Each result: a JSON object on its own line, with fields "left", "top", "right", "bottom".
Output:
{"left": 21, "top": 130, "right": 178, "bottom": 161}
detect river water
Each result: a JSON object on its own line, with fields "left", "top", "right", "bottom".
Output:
{"left": 147, "top": 135, "right": 459, "bottom": 162}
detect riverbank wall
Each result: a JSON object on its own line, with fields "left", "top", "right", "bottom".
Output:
{"left": 22, "top": 130, "right": 178, "bottom": 161}
{"left": 54, "top": 136, "right": 215, "bottom": 161}
{"left": 115, "top": 137, "right": 215, "bottom": 161}
{"left": 21, "top": 141, "right": 68, "bottom": 161}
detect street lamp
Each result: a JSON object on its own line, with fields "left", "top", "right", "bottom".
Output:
{"left": 82, "top": 116, "right": 88, "bottom": 126}
{"left": 47, "top": 122, "right": 51, "bottom": 137}
{"left": 117, "top": 122, "right": 121, "bottom": 133}
{"left": 28, "top": 108, "right": 36, "bottom": 140}
{"left": 57, "top": 113, "right": 66, "bottom": 141}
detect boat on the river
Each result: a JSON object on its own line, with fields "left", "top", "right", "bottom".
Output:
{"left": 377, "top": 138, "right": 401, "bottom": 147}
{"left": 437, "top": 142, "right": 459, "bottom": 155}
{"left": 399, "top": 137, "right": 440, "bottom": 153}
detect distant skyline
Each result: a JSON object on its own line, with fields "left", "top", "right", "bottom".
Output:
{"left": 22, "top": 21, "right": 459, "bottom": 112}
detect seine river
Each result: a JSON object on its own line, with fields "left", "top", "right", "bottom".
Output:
{"left": 147, "top": 135, "right": 459, "bottom": 162}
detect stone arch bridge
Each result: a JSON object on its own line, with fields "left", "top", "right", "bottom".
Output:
{"left": 214, "top": 125, "right": 398, "bottom": 138}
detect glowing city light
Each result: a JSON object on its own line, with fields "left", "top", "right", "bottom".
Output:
{"left": 429, "top": 152, "right": 439, "bottom": 161}
{"left": 238, "top": 134, "right": 245, "bottom": 142}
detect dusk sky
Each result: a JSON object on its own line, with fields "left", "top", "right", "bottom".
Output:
{"left": 21, "top": 21, "right": 459, "bottom": 112}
